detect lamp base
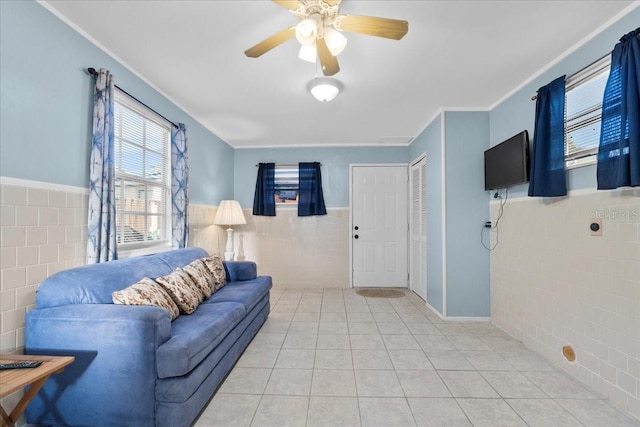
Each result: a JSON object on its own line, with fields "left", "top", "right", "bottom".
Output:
{"left": 223, "top": 227, "right": 235, "bottom": 261}
{"left": 237, "top": 232, "right": 246, "bottom": 261}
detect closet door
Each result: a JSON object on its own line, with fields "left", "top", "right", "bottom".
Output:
{"left": 410, "top": 156, "right": 427, "bottom": 300}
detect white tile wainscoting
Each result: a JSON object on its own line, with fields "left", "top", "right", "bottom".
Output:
{"left": 0, "top": 179, "right": 89, "bottom": 423}
{"left": 239, "top": 207, "right": 351, "bottom": 290}
{"left": 192, "top": 205, "right": 351, "bottom": 290}
{"left": 0, "top": 180, "right": 88, "bottom": 354}
{"left": 490, "top": 188, "right": 640, "bottom": 419}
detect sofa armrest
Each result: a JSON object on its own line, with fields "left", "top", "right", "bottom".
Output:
{"left": 25, "top": 304, "right": 171, "bottom": 426}
{"left": 223, "top": 261, "right": 258, "bottom": 282}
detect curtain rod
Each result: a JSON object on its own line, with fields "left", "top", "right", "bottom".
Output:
{"left": 87, "top": 67, "right": 178, "bottom": 128}
{"left": 530, "top": 52, "right": 610, "bottom": 101}
{"left": 255, "top": 163, "right": 323, "bottom": 167}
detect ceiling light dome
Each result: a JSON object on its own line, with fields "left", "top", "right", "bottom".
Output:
{"left": 307, "top": 77, "right": 343, "bottom": 102}
{"left": 295, "top": 18, "right": 318, "bottom": 46}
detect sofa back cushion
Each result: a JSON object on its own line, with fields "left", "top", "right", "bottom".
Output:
{"left": 36, "top": 247, "right": 208, "bottom": 309}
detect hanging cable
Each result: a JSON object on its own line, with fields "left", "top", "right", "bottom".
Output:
{"left": 481, "top": 187, "right": 508, "bottom": 251}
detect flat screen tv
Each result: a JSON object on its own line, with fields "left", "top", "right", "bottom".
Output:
{"left": 484, "top": 130, "right": 530, "bottom": 191}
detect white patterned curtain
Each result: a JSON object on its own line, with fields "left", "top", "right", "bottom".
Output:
{"left": 86, "top": 69, "right": 117, "bottom": 263}
{"left": 171, "top": 123, "right": 189, "bottom": 248}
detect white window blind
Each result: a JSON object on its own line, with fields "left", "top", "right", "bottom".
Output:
{"left": 114, "top": 90, "right": 171, "bottom": 246}
{"left": 274, "top": 165, "right": 299, "bottom": 204}
{"left": 565, "top": 55, "right": 610, "bottom": 167}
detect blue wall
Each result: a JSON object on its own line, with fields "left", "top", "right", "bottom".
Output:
{"left": 234, "top": 146, "right": 409, "bottom": 208}
{"left": 444, "top": 111, "right": 490, "bottom": 317}
{"left": 409, "top": 115, "right": 444, "bottom": 313}
{"left": 0, "top": 1, "right": 233, "bottom": 205}
{"left": 407, "top": 111, "right": 491, "bottom": 317}
{"left": 489, "top": 7, "right": 640, "bottom": 197}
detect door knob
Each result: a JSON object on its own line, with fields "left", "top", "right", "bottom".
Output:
{"left": 354, "top": 234, "right": 359, "bottom": 239}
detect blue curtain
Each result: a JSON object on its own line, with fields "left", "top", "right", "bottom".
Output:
{"left": 87, "top": 68, "right": 117, "bottom": 263}
{"left": 528, "top": 75, "right": 568, "bottom": 197}
{"left": 298, "top": 162, "right": 327, "bottom": 216}
{"left": 253, "top": 163, "right": 276, "bottom": 216}
{"left": 171, "top": 123, "right": 189, "bottom": 248}
{"left": 597, "top": 28, "right": 640, "bottom": 190}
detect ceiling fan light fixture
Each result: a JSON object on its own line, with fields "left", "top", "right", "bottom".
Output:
{"left": 295, "top": 18, "right": 318, "bottom": 45}
{"left": 324, "top": 27, "right": 347, "bottom": 56}
{"left": 298, "top": 44, "right": 317, "bottom": 63}
{"left": 307, "top": 77, "right": 342, "bottom": 102}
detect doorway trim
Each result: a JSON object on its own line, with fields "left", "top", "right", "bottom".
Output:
{"left": 409, "top": 153, "right": 427, "bottom": 301}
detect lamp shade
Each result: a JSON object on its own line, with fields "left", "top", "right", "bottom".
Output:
{"left": 213, "top": 200, "right": 247, "bottom": 226}
{"left": 307, "top": 77, "right": 343, "bottom": 102}
{"left": 298, "top": 44, "right": 317, "bottom": 63}
{"left": 324, "top": 27, "right": 347, "bottom": 56}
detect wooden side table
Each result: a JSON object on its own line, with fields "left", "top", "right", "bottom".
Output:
{"left": 0, "top": 354, "right": 74, "bottom": 427}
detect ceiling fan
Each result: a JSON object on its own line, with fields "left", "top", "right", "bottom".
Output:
{"left": 244, "top": 0, "right": 409, "bottom": 76}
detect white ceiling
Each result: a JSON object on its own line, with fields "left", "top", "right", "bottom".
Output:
{"left": 43, "top": 0, "right": 636, "bottom": 148}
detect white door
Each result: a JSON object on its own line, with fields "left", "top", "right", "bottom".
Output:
{"left": 351, "top": 165, "right": 408, "bottom": 288}
{"left": 410, "top": 157, "right": 427, "bottom": 300}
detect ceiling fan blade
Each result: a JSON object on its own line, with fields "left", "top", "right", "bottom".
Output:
{"left": 338, "top": 15, "right": 408, "bottom": 40}
{"left": 271, "top": 0, "right": 299, "bottom": 10}
{"left": 244, "top": 27, "right": 295, "bottom": 58}
{"left": 316, "top": 37, "right": 340, "bottom": 76}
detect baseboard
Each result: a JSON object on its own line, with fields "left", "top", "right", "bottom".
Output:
{"left": 424, "top": 301, "right": 444, "bottom": 320}
{"left": 423, "top": 302, "right": 490, "bottom": 322}
{"left": 443, "top": 316, "right": 491, "bottom": 322}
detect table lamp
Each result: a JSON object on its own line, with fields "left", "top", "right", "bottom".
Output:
{"left": 213, "top": 200, "right": 247, "bottom": 261}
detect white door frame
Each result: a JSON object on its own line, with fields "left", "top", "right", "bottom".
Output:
{"left": 349, "top": 163, "right": 409, "bottom": 288}
{"left": 409, "top": 153, "right": 427, "bottom": 300}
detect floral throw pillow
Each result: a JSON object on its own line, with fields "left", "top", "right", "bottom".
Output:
{"left": 112, "top": 277, "right": 180, "bottom": 321}
{"left": 202, "top": 254, "right": 227, "bottom": 291}
{"left": 181, "top": 259, "right": 215, "bottom": 299}
{"left": 155, "top": 269, "right": 203, "bottom": 314}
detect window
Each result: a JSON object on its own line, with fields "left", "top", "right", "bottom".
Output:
{"left": 274, "top": 165, "right": 299, "bottom": 204}
{"left": 564, "top": 55, "right": 610, "bottom": 168}
{"left": 114, "top": 90, "right": 171, "bottom": 247}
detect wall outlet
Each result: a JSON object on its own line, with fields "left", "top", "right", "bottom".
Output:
{"left": 590, "top": 218, "right": 602, "bottom": 236}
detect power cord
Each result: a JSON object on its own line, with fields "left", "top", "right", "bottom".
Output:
{"left": 481, "top": 188, "right": 508, "bottom": 251}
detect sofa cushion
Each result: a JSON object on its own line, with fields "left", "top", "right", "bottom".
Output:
{"left": 202, "top": 255, "right": 227, "bottom": 291}
{"left": 181, "top": 260, "right": 214, "bottom": 299}
{"left": 112, "top": 278, "right": 180, "bottom": 321}
{"left": 156, "top": 296, "right": 269, "bottom": 404}
{"left": 156, "top": 269, "right": 202, "bottom": 314}
{"left": 204, "top": 277, "right": 271, "bottom": 313}
{"left": 156, "top": 302, "right": 246, "bottom": 379}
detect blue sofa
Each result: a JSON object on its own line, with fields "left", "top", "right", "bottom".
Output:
{"left": 25, "top": 247, "right": 272, "bottom": 427}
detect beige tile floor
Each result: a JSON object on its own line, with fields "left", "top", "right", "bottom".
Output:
{"left": 195, "top": 289, "right": 639, "bottom": 427}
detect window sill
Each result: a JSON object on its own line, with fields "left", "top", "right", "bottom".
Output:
{"left": 118, "top": 242, "right": 174, "bottom": 259}
{"left": 566, "top": 156, "right": 597, "bottom": 170}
